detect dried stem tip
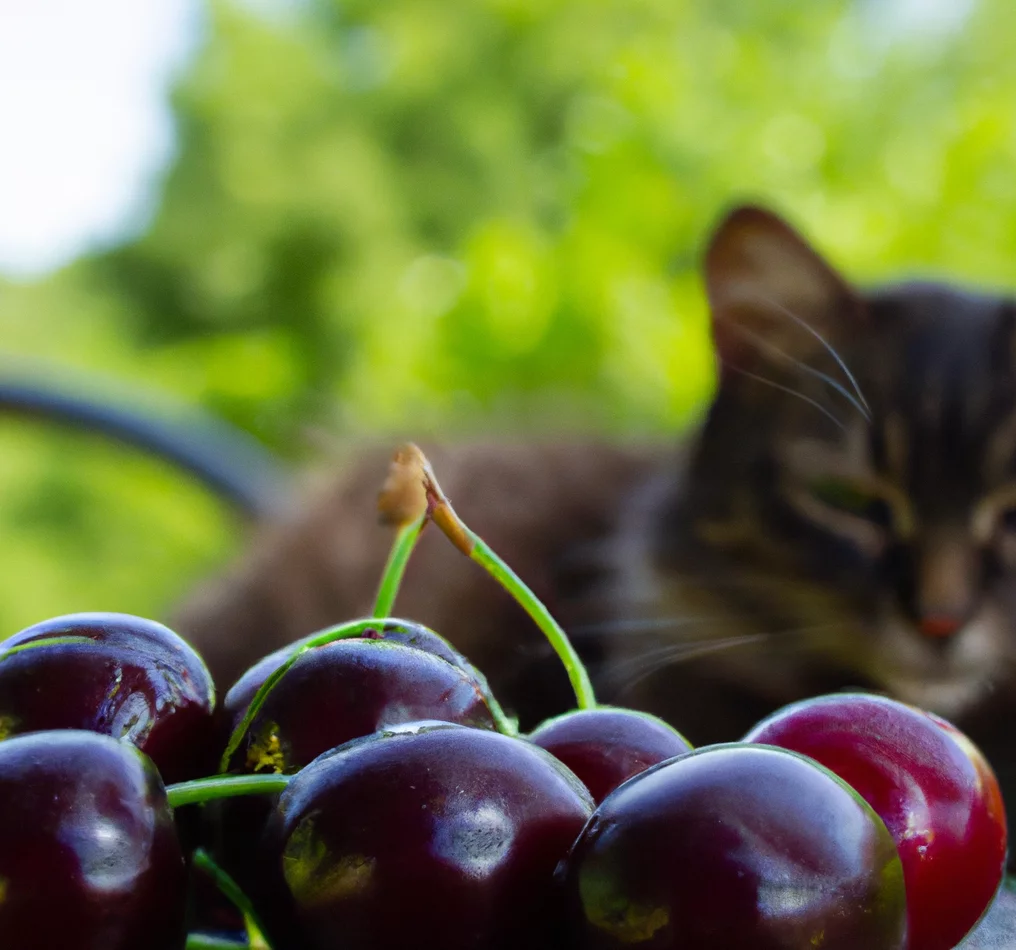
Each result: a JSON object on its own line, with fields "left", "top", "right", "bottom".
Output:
{"left": 377, "top": 443, "right": 428, "bottom": 527}
{"left": 417, "top": 450, "right": 475, "bottom": 557}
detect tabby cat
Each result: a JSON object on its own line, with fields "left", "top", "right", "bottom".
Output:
{"left": 175, "top": 206, "right": 1016, "bottom": 820}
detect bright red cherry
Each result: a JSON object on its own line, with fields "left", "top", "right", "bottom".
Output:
{"left": 744, "top": 693, "right": 1007, "bottom": 950}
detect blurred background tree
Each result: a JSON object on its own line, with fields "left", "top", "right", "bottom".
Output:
{"left": 0, "top": 0, "right": 1013, "bottom": 638}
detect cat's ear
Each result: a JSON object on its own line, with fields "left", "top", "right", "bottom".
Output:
{"left": 704, "top": 205, "right": 863, "bottom": 371}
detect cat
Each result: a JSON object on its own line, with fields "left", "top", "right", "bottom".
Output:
{"left": 172, "top": 205, "right": 1016, "bottom": 822}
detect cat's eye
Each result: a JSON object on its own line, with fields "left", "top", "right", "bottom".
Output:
{"left": 806, "top": 477, "right": 893, "bottom": 530}
{"left": 1000, "top": 507, "right": 1016, "bottom": 532}
{"left": 969, "top": 488, "right": 1016, "bottom": 545}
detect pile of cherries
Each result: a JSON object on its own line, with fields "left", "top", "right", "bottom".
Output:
{"left": 0, "top": 447, "right": 1010, "bottom": 950}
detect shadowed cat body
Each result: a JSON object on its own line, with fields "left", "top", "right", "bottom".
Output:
{"left": 174, "top": 208, "right": 1016, "bottom": 810}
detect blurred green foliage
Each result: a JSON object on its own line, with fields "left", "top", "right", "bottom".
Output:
{"left": 1, "top": 0, "right": 1016, "bottom": 638}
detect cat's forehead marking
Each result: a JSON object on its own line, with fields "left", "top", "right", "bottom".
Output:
{"left": 844, "top": 417, "right": 871, "bottom": 470}
{"left": 882, "top": 412, "right": 909, "bottom": 484}
{"left": 865, "top": 284, "right": 1016, "bottom": 495}
{"left": 918, "top": 369, "right": 945, "bottom": 433}
{"left": 985, "top": 408, "right": 1016, "bottom": 482}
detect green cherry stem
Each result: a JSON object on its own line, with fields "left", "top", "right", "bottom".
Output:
{"left": 419, "top": 450, "right": 598, "bottom": 711}
{"left": 191, "top": 848, "right": 274, "bottom": 950}
{"left": 219, "top": 617, "right": 386, "bottom": 773}
{"left": 372, "top": 515, "right": 521, "bottom": 735}
{"left": 167, "top": 773, "right": 291, "bottom": 809}
{"left": 372, "top": 513, "right": 427, "bottom": 618}
{"left": 370, "top": 444, "right": 520, "bottom": 734}
{"left": 472, "top": 671, "right": 519, "bottom": 737}
{"left": 468, "top": 536, "right": 597, "bottom": 710}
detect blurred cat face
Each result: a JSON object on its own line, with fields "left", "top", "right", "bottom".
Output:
{"left": 770, "top": 286, "right": 1016, "bottom": 716}
{"left": 653, "top": 207, "right": 1016, "bottom": 720}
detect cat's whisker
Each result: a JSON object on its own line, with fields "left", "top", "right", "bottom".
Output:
{"left": 598, "top": 619, "right": 851, "bottom": 699}
{"left": 727, "top": 321, "right": 871, "bottom": 423}
{"left": 749, "top": 289, "right": 872, "bottom": 416}
{"left": 600, "top": 632, "right": 773, "bottom": 697}
{"left": 759, "top": 620, "right": 850, "bottom": 649}
{"left": 724, "top": 365, "right": 848, "bottom": 431}
{"left": 597, "top": 630, "right": 768, "bottom": 680}
{"left": 594, "top": 642, "right": 711, "bottom": 691}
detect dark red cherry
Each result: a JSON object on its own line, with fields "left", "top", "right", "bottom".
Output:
{"left": 223, "top": 638, "right": 496, "bottom": 774}
{"left": 744, "top": 693, "right": 1007, "bottom": 950}
{"left": 0, "top": 612, "right": 215, "bottom": 783}
{"left": 559, "top": 743, "right": 906, "bottom": 950}
{"left": 529, "top": 707, "right": 692, "bottom": 803}
{"left": 259, "top": 722, "right": 594, "bottom": 950}
{"left": 214, "top": 638, "right": 497, "bottom": 902}
{"left": 0, "top": 729, "right": 186, "bottom": 950}
{"left": 221, "top": 618, "right": 491, "bottom": 735}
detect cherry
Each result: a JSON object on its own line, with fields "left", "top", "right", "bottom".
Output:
{"left": 0, "top": 612, "right": 216, "bottom": 783}
{"left": 221, "top": 618, "right": 492, "bottom": 735}
{"left": 529, "top": 707, "right": 692, "bottom": 803}
{"left": 743, "top": 693, "right": 1008, "bottom": 950}
{"left": 222, "top": 637, "right": 496, "bottom": 774}
{"left": 258, "top": 721, "right": 594, "bottom": 950}
{"left": 0, "top": 729, "right": 186, "bottom": 950}
{"left": 213, "top": 636, "right": 498, "bottom": 905}
{"left": 559, "top": 743, "right": 906, "bottom": 950}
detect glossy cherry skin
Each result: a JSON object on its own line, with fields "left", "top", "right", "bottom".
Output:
{"left": 0, "top": 730, "right": 187, "bottom": 950}
{"left": 223, "top": 638, "right": 496, "bottom": 774}
{"left": 0, "top": 612, "right": 216, "bottom": 783}
{"left": 260, "top": 722, "right": 594, "bottom": 950}
{"left": 744, "top": 693, "right": 1007, "bottom": 950}
{"left": 221, "top": 619, "right": 493, "bottom": 736}
{"left": 560, "top": 743, "right": 906, "bottom": 950}
{"left": 529, "top": 707, "right": 692, "bottom": 803}
{"left": 215, "top": 638, "right": 497, "bottom": 899}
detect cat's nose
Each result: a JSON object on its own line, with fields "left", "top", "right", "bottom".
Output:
{"left": 913, "top": 533, "right": 975, "bottom": 641}
{"left": 919, "top": 613, "right": 964, "bottom": 639}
